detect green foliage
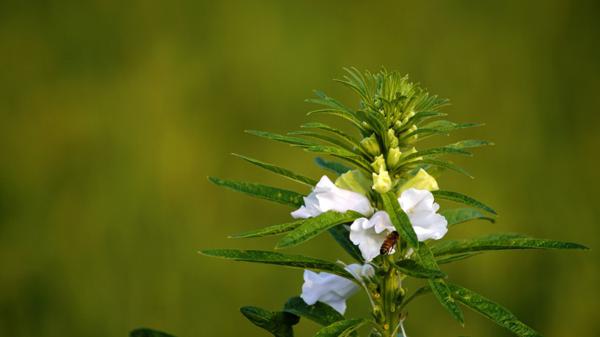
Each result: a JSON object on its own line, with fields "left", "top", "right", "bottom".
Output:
{"left": 448, "top": 284, "right": 542, "bottom": 337}
{"left": 314, "top": 319, "right": 371, "bottom": 337}
{"left": 130, "top": 328, "right": 177, "bottom": 337}
{"left": 417, "top": 244, "right": 464, "bottom": 325}
{"left": 432, "top": 190, "right": 497, "bottom": 214}
{"left": 229, "top": 220, "right": 305, "bottom": 239}
{"left": 284, "top": 297, "right": 344, "bottom": 326}
{"left": 276, "top": 211, "right": 362, "bottom": 249}
{"left": 431, "top": 233, "right": 588, "bottom": 256}
{"left": 199, "top": 249, "right": 353, "bottom": 279}
{"left": 240, "top": 306, "right": 299, "bottom": 337}
{"left": 394, "top": 259, "right": 446, "bottom": 279}
{"left": 441, "top": 208, "right": 496, "bottom": 227}
{"left": 314, "top": 157, "right": 351, "bottom": 175}
{"left": 381, "top": 192, "right": 418, "bottom": 248}
{"left": 328, "top": 225, "right": 364, "bottom": 262}
{"left": 207, "top": 177, "right": 304, "bottom": 207}
{"left": 232, "top": 153, "right": 318, "bottom": 186}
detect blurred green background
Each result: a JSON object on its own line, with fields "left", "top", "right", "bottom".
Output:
{"left": 1, "top": 1, "right": 598, "bottom": 336}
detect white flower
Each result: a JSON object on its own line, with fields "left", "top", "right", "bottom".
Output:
{"left": 399, "top": 188, "right": 448, "bottom": 241}
{"left": 291, "top": 175, "right": 373, "bottom": 219}
{"left": 300, "top": 264, "right": 374, "bottom": 314}
{"left": 349, "top": 211, "right": 396, "bottom": 262}
{"left": 349, "top": 189, "right": 448, "bottom": 261}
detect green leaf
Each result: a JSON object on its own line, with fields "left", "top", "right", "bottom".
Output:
{"left": 408, "top": 111, "right": 448, "bottom": 125}
{"left": 447, "top": 139, "right": 494, "bottom": 150}
{"left": 283, "top": 297, "right": 344, "bottom": 326}
{"left": 417, "top": 244, "right": 464, "bottom": 325}
{"left": 399, "top": 285, "right": 432, "bottom": 310}
{"left": 328, "top": 224, "right": 364, "bottom": 262}
{"left": 432, "top": 190, "right": 497, "bottom": 215}
{"left": 315, "top": 157, "right": 351, "bottom": 175}
{"left": 208, "top": 177, "right": 304, "bottom": 207}
{"left": 394, "top": 259, "right": 447, "bottom": 279}
{"left": 288, "top": 130, "right": 355, "bottom": 153}
{"left": 436, "top": 252, "right": 481, "bottom": 265}
{"left": 315, "top": 318, "right": 370, "bottom": 337}
{"left": 240, "top": 306, "right": 299, "bottom": 337}
{"left": 305, "top": 145, "right": 373, "bottom": 172}
{"left": 431, "top": 233, "right": 589, "bottom": 257}
{"left": 300, "top": 122, "right": 362, "bottom": 148}
{"left": 418, "top": 159, "right": 473, "bottom": 179}
{"left": 232, "top": 154, "right": 317, "bottom": 186}
{"left": 277, "top": 211, "right": 362, "bottom": 249}
{"left": 229, "top": 220, "right": 305, "bottom": 239}
{"left": 403, "top": 146, "right": 472, "bottom": 161}
{"left": 245, "top": 129, "right": 316, "bottom": 147}
{"left": 441, "top": 208, "right": 495, "bottom": 227}
{"left": 381, "top": 192, "right": 418, "bottom": 248}
{"left": 130, "top": 328, "right": 176, "bottom": 337}
{"left": 448, "top": 283, "right": 542, "bottom": 337}
{"left": 200, "top": 249, "right": 353, "bottom": 278}
{"left": 405, "top": 121, "right": 483, "bottom": 139}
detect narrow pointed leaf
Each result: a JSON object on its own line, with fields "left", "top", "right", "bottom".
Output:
{"left": 381, "top": 192, "right": 418, "bottom": 248}
{"left": 399, "top": 285, "right": 432, "bottom": 310}
{"left": 447, "top": 139, "right": 494, "bottom": 150}
{"left": 403, "top": 146, "right": 472, "bottom": 161}
{"left": 232, "top": 154, "right": 317, "bottom": 186}
{"left": 315, "top": 318, "right": 370, "bottom": 337}
{"left": 283, "top": 297, "right": 344, "bottom": 326}
{"left": 408, "top": 111, "right": 447, "bottom": 125}
{"left": 448, "top": 283, "right": 542, "bottom": 337}
{"left": 300, "top": 122, "right": 361, "bottom": 148}
{"left": 328, "top": 224, "right": 364, "bottom": 262}
{"left": 418, "top": 244, "right": 464, "bottom": 325}
{"left": 419, "top": 159, "right": 474, "bottom": 179}
{"left": 394, "top": 259, "right": 447, "bottom": 279}
{"left": 432, "top": 190, "right": 497, "bottom": 214}
{"left": 245, "top": 129, "right": 316, "bottom": 147}
{"left": 200, "top": 249, "right": 353, "bottom": 278}
{"left": 431, "top": 233, "right": 589, "bottom": 257}
{"left": 229, "top": 220, "right": 305, "bottom": 239}
{"left": 277, "top": 211, "right": 362, "bottom": 249}
{"left": 288, "top": 130, "right": 355, "bottom": 152}
{"left": 208, "top": 177, "right": 304, "bottom": 207}
{"left": 441, "top": 208, "right": 495, "bottom": 227}
{"left": 240, "top": 306, "right": 299, "bottom": 337}
{"left": 130, "top": 328, "right": 176, "bottom": 337}
{"left": 315, "top": 157, "right": 351, "bottom": 175}
{"left": 436, "top": 252, "right": 481, "bottom": 265}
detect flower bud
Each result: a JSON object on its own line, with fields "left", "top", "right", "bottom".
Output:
{"left": 386, "top": 129, "right": 399, "bottom": 148}
{"left": 399, "top": 124, "right": 418, "bottom": 139}
{"left": 371, "top": 155, "right": 386, "bottom": 172}
{"left": 401, "top": 110, "right": 416, "bottom": 124}
{"left": 372, "top": 168, "right": 392, "bottom": 194}
{"left": 386, "top": 147, "right": 402, "bottom": 169}
{"left": 398, "top": 168, "right": 439, "bottom": 194}
{"left": 360, "top": 134, "right": 381, "bottom": 156}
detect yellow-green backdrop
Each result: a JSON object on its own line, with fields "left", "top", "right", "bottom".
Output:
{"left": 1, "top": 1, "right": 598, "bottom": 336}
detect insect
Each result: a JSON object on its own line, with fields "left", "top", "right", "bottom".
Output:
{"left": 380, "top": 231, "right": 399, "bottom": 255}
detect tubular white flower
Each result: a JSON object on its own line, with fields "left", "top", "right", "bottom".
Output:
{"left": 349, "top": 189, "right": 448, "bottom": 261}
{"left": 291, "top": 175, "right": 373, "bottom": 219}
{"left": 349, "top": 211, "right": 396, "bottom": 262}
{"left": 300, "top": 263, "right": 374, "bottom": 314}
{"left": 398, "top": 188, "right": 448, "bottom": 241}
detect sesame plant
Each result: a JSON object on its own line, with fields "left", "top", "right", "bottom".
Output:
{"left": 132, "top": 69, "right": 587, "bottom": 337}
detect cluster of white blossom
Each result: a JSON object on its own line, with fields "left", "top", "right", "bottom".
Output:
{"left": 291, "top": 170, "right": 448, "bottom": 314}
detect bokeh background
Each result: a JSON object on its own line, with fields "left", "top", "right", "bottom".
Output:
{"left": 1, "top": 1, "right": 598, "bottom": 336}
